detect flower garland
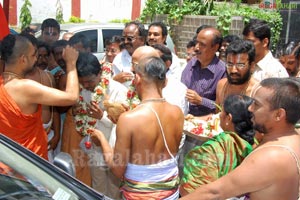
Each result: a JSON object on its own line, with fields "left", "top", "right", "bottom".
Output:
{"left": 184, "top": 114, "right": 222, "bottom": 138}
{"left": 74, "top": 62, "right": 112, "bottom": 136}
{"left": 126, "top": 79, "right": 140, "bottom": 110}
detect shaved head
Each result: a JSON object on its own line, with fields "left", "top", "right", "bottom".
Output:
{"left": 132, "top": 46, "right": 160, "bottom": 63}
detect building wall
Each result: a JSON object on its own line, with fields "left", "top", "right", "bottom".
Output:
{"left": 0, "top": 0, "right": 146, "bottom": 26}
{"left": 80, "top": 0, "right": 132, "bottom": 22}
{"left": 146, "top": 14, "right": 244, "bottom": 58}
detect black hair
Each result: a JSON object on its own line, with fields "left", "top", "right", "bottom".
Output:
{"left": 76, "top": 52, "right": 101, "bottom": 77}
{"left": 69, "top": 33, "right": 91, "bottom": 50}
{"left": 223, "top": 94, "right": 255, "bottom": 145}
{"left": 19, "top": 33, "right": 39, "bottom": 47}
{"left": 223, "top": 35, "right": 240, "bottom": 44}
{"left": 152, "top": 44, "right": 172, "bottom": 63}
{"left": 51, "top": 39, "right": 69, "bottom": 53}
{"left": 260, "top": 78, "right": 300, "bottom": 124}
{"left": 104, "top": 35, "right": 124, "bottom": 50}
{"left": 37, "top": 41, "right": 51, "bottom": 55}
{"left": 196, "top": 24, "right": 213, "bottom": 34}
{"left": 136, "top": 56, "right": 167, "bottom": 81}
{"left": 242, "top": 18, "right": 271, "bottom": 47}
{"left": 21, "top": 26, "right": 36, "bottom": 35}
{"left": 125, "top": 20, "right": 147, "bottom": 38}
{"left": 41, "top": 18, "right": 60, "bottom": 32}
{"left": 148, "top": 21, "right": 168, "bottom": 45}
{"left": 186, "top": 40, "right": 196, "bottom": 48}
{"left": 0, "top": 34, "right": 31, "bottom": 64}
{"left": 278, "top": 41, "right": 300, "bottom": 59}
{"left": 226, "top": 39, "right": 256, "bottom": 64}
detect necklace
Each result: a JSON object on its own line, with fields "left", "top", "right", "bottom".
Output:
{"left": 2, "top": 71, "right": 23, "bottom": 79}
{"left": 141, "top": 98, "right": 166, "bottom": 104}
{"left": 222, "top": 80, "right": 251, "bottom": 102}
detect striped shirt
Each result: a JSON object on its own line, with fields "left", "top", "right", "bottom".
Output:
{"left": 181, "top": 56, "right": 226, "bottom": 116}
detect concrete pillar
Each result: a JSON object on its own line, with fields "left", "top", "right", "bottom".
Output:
{"left": 131, "top": 0, "right": 141, "bottom": 20}
{"left": 3, "top": 0, "right": 17, "bottom": 25}
{"left": 72, "top": 0, "right": 80, "bottom": 18}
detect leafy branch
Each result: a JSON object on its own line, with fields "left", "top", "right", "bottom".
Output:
{"left": 19, "top": 0, "right": 32, "bottom": 30}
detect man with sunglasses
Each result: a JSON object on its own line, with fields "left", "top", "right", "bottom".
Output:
{"left": 215, "top": 39, "right": 259, "bottom": 108}
{"left": 112, "top": 20, "right": 146, "bottom": 88}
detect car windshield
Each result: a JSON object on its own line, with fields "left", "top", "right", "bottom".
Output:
{"left": 0, "top": 141, "right": 80, "bottom": 200}
{"left": 0, "top": 166, "right": 52, "bottom": 199}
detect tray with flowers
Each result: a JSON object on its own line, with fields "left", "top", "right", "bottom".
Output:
{"left": 183, "top": 114, "right": 223, "bottom": 141}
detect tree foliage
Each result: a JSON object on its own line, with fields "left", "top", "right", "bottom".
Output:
{"left": 56, "top": 0, "right": 64, "bottom": 24}
{"left": 140, "top": 0, "right": 283, "bottom": 52}
{"left": 19, "top": 0, "right": 32, "bottom": 30}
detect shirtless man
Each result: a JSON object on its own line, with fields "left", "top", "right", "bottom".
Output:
{"left": 216, "top": 39, "right": 258, "bottom": 108}
{"left": 180, "top": 77, "right": 300, "bottom": 200}
{"left": 0, "top": 34, "right": 78, "bottom": 160}
{"left": 92, "top": 47, "right": 184, "bottom": 199}
{"left": 23, "top": 35, "right": 61, "bottom": 162}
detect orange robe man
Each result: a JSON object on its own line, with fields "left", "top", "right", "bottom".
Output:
{"left": 0, "top": 77, "right": 48, "bottom": 160}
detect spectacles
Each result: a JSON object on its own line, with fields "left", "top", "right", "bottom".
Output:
{"left": 226, "top": 63, "right": 247, "bottom": 69}
{"left": 121, "top": 36, "right": 139, "bottom": 43}
{"left": 131, "top": 61, "right": 138, "bottom": 68}
{"left": 105, "top": 48, "right": 120, "bottom": 54}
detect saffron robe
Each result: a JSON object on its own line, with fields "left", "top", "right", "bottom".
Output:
{"left": 0, "top": 77, "right": 48, "bottom": 160}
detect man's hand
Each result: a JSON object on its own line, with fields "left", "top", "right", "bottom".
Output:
{"left": 186, "top": 89, "right": 202, "bottom": 105}
{"left": 88, "top": 101, "right": 104, "bottom": 120}
{"left": 63, "top": 45, "right": 79, "bottom": 70}
{"left": 113, "top": 72, "right": 134, "bottom": 83}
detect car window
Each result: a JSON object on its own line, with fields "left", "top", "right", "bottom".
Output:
{"left": 102, "top": 29, "right": 123, "bottom": 49}
{"left": 77, "top": 29, "right": 98, "bottom": 53}
{"left": 0, "top": 143, "right": 80, "bottom": 200}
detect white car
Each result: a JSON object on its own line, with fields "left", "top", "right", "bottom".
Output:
{"left": 35, "top": 23, "right": 176, "bottom": 61}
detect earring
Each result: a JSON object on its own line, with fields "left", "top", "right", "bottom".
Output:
{"left": 226, "top": 122, "right": 229, "bottom": 126}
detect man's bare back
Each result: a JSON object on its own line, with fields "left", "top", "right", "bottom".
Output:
{"left": 26, "top": 68, "right": 56, "bottom": 123}
{"left": 119, "top": 100, "right": 184, "bottom": 165}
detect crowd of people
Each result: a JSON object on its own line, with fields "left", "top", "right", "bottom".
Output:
{"left": 0, "top": 17, "right": 300, "bottom": 200}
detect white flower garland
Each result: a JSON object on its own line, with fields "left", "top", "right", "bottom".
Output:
{"left": 74, "top": 63, "right": 112, "bottom": 136}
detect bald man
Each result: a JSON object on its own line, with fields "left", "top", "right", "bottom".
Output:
{"left": 92, "top": 46, "right": 184, "bottom": 199}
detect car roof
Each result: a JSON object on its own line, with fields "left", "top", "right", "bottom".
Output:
{"left": 59, "top": 23, "right": 125, "bottom": 32}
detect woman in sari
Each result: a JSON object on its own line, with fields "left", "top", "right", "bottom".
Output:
{"left": 180, "top": 94, "right": 255, "bottom": 195}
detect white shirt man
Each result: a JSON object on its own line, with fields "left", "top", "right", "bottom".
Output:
{"left": 81, "top": 79, "right": 127, "bottom": 199}
{"left": 253, "top": 51, "right": 289, "bottom": 81}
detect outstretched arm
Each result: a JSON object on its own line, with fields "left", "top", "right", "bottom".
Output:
{"left": 180, "top": 147, "right": 289, "bottom": 200}
{"left": 91, "top": 112, "right": 132, "bottom": 179}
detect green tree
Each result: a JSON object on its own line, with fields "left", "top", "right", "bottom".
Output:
{"left": 19, "top": 0, "right": 32, "bottom": 30}
{"left": 56, "top": 0, "right": 64, "bottom": 24}
{"left": 140, "top": 0, "right": 282, "bottom": 52}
